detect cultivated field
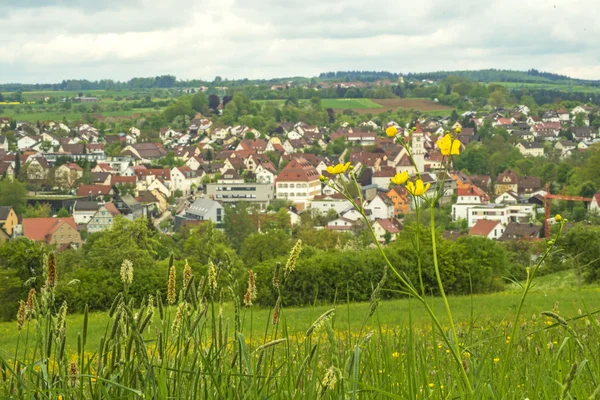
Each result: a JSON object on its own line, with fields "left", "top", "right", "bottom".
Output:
{"left": 491, "top": 81, "right": 600, "bottom": 94}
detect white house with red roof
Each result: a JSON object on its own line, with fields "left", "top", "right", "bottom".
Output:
{"left": 469, "top": 219, "right": 505, "bottom": 240}
{"left": 275, "top": 157, "right": 320, "bottom": 211}
{"left": 452, "top": 185, "right": 489, "bottom": 221}
{"left": 372, "top": 218, "right": 403, "bottom": 243}
{"left": 171, "top": 166, "right": 201, "bottom": 196}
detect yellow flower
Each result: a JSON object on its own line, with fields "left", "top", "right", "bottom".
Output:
{"left": 455, "top": 127, "right": 462, "bottom": 134}
{"left": 392, "top": 352, "right": 400, "bottom": 358}
{"left": 406, "top": 179, "right": 430, "bottom": 197}
{"left": 555, "top": 214, "right": 562, "bottom": 222}
{"left": 390, "top": 171, "right": 409, "bottom": 185}
{"left": 428, "top": 383, "right": 435, "bottom": 389}
{"left": 436, "top": 134, "right": 460, "bottom": 156}
{"left": 493, "top": 357, "right": 500, "bottom": 363}
{"left": 326, "top": 162, "right": 351, "bottom": 175}
{"left": 385, "top": 126, "right": 398, "bottom": 137}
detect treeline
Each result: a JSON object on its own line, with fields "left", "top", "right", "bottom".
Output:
{"left": 513, "top": 89, "right": 600, "bottom": 107}
{"left": 318, "top": 71, "right": 401, "bottom": 82}
{"left": 4, "top": 200, "right": 597, "bottom": 321}
{"left": 408, "top": 69, "right": 600, "bottom": 86}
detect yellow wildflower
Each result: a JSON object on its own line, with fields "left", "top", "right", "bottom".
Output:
{"left": 428, "top": 383, "right": 434, "bottom": 388}
{"left": 555, "top": 214, "right": 562, "bottom": 222}
{"left": 406, "top": 179, "right": 430, "bottom": 197}
{"left": 436, "top": 134, "right": 460, "bottom": 156}
{"left": 493, "top": 357, "right": 500, "bottom": 363}
{"left": 455, "top": 127, "right": 462, "bottom": 134}
{"left": 385, "top": 126, "right": 398, "bottom": 137}
{"left": 392, "top": 352, "right": 400, "bottom": 358}
{"left": 325, "top": 162, "right": 351, "bottom": 175}
{"left": 390, "top": 171, "right": 409, "bottom": 185}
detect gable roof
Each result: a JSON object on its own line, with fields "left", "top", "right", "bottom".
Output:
{"left": 469, "top": 219, "right": 502, "bottom": 237}
{"left": 22, "top": 217, "right": 78, "bottom": 242}
{"left": 73, "top": 201, "right": 102, "bottom": 212}
{"left": 498, "top": 222, "right": 542, "bottom": 241}
{"left": 0, "top": 206, "right": 14, "bottom": 220}
{"left": 76, "top": 185, "right": 113, "bottom": 196}
{"left": 374, "top": 218, "right": 402, "bottom": 234}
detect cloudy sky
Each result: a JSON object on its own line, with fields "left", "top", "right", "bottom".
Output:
{"left": 1, "top": 0, "right": 599, "bottom": 83}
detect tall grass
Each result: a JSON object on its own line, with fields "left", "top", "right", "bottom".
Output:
{"left": 2, "top": 128, "right": 600, "bottom": 398}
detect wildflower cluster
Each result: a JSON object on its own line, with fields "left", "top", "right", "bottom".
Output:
{"left": 120, "top": 259, "right": 134, "bottom": 285}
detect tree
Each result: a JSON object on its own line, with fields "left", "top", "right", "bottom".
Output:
{"left": 57, "top": 207, "right": 70, "bottom": 217}
{"left": 240, "top": 230, "right": 291, "bottom": 266}
{"left": 223, "top": 203, "right": 256, "bottom": 251}
{"left": 208, "top": 94, "right": 220, "bottom": 113}
{"left": 23, "top": 203, "right": 51, "bottom": 218}
{"left": 0, "top": 179, "right": 28, "bottom": 214}
{"left": 191, "top": 91, "right": 208, "bottom": 113}
{"left": 14, "top": 151, "right": 20, "bottom": 180}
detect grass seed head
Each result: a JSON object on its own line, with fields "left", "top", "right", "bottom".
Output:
{"left": 167, "top": 264, "right": 177, "bottom": 305}
{"left": 120, "top": 259, "right": 134, "bottom": 285}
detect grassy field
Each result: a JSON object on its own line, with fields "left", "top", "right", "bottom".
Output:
{"left": 491, "top": 81, "right": 600, "bottom": 93}
{"left": 2, "top": 264, "right": 600, "bottom": 398}
{"left": 253, "top": 98, "right": 454, "bottom": 115}
{"left": 1, "top": 281, "right": 597, "bottom": 356}
{"left": 0, "top": 108, "right": 161, "bottom": 122}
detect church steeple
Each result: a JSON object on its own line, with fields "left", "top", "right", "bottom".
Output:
{"left": 411, "top": 123, "right": 425, "bottom": 173}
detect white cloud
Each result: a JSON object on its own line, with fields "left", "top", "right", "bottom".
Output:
{"left": 1, "top": 0, "right": 600, "bottom": 83}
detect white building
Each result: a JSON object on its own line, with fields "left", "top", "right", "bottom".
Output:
{"left": 469, "top": 219, "right": 506, "bottom": 240}
{"left": 467, "top": 204, "right": 536, "bottom": 228}
{"left": 364, "top": 193, "right": 394, "bottom": 220}
{"left": 310, "top": 194, "right": 353, "bottom": 216}
{"left": 275, "top": 158, "right": 321, "bottom": 211}
{"left": 452, "top": 185, "right": 489, "bottom": 221}
{"left": 516, "top": 142, "right": 544, "bottom": 157}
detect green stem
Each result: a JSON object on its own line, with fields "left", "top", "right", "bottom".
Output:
{"left": 500, "top": 223, "right": 564, "bottom": 390}
{"left": 429, "top": 203, "right": 470, "bottom": 393}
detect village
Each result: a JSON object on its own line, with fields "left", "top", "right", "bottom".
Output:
{"left": 0, "top": 97, "right": 599, "bottom": 249}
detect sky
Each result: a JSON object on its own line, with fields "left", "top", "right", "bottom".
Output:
{"left": 1, "top": 0, "right": 600, "bottom": 83}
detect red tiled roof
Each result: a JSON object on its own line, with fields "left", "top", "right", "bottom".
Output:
{"left": 277, "top": 157, "right": 319, "bottom": 182}
{"left": 22, "top": 218, "right": 77, "bottom": 242}
{"left": 469, "top": 219, "right": 501, "bottom": 236}
{"left": 375, "top": 218, "right": 402, "bottom": 234}
{"left": 103, "top": 202, "right": 120, "bottom": 216}
{"left": 457, "top": 184, "right": 488, "bottom": 200}
{"left": 111, "top": 176, "right": 137, "bottom": 185}
{"left": 76, "top": 185, "right": 112, "bottom": 196}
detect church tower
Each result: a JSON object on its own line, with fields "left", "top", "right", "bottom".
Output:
{"left": 411, "top": 123, "right": 425, "bottom": 174}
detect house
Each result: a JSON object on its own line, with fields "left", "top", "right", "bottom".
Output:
{"left": 17, "top": 135, "right": 39, "bottom": 150}
{"left": 87, "top": 203, "right": 121, "bottom": 234}
{"left": 76, "top": 185, "right": 114, "bottom": 200}
{"left": 498, "top": 222, "right": 542, "bottom": 241}
{"left": 0, "top": 206, "right": 18, "bottom": 235}
{"left": 55, "top": 163, "right": 84, "bottom": 188}
{"left": 326, "top": 217, "right": 356, "bottom": 232}
{"left": 255, "top": 164, "right": 277, "bottom": 184}
{"left": 557, "top": 108, "right": 570, "bottom": 122}
{"left": 495, "top": 169, "right": 519, "bottom": 196}
{"left": 310, "top": 193, "right": 353, "bottom": 216}
{"left": 121, "top": 143, "right": 167, "bottom": 163}
{"left": 137, "top": 190, "right": 169, "bottom": 215}
{"left": 590, "top": 193, "right": 600, "bottom": 214}
{"left": 469, "top": 219, "right": 505, "bottom": 240}
{"left": 114, "top": 194, "right": 146, "bottom": 220}
{"left": 494, "top": 190, "right": 519, "bottom": 204}
{"left": 519, "top": 176, "right": 542, "bottom": 198}
{"left": 275, "top": 157, "right": 321, "bottom": 211}
{"left": 516, "top": 142, "right": 544, "bottom": 157}
{"left": 111, "top": 175, "right": 138, "bottom": 196}
{"left": 72, "top": 201, "right": 101, "bottom": 225}
{"left": 451, "top": 185, "right": 489, "bottom": 221}
{"left": 555, "top": 140, "right": 577, "bottom": 158}
{"left": 206, "top": 182, "right": 274, "bottom": 210}
{"left": 21, "top": 217, "right": 82, "bottom": 247}
{"left": 27, "top": 157, "right": 50, "bottom": 181}
{"left": 0, "top": 136, "right": 8, "bottom": 152}
{"left": 386, "top": 185, "right": 409, "bottom": 216}
{"left": 176, "top": 198, "right": 224, "bottom": 229}
{"left": 372, "top": 218, "right": 403, "bottom": 243}
{"left": 467, "top": 204, "right": 536, "bottom": 227}
{"left": 365, "top": 193, "right": 394, "bottom": 220}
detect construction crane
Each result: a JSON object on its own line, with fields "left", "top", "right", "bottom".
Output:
{"left": 544, "top": 183, "right": 592, "bottom": 238}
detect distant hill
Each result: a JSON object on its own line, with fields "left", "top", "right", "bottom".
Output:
{"left": 321, "top": 69, "right": 600, "bottom": 87}
{"left": 408, "top": 69, "right": 600, "bottom": 87}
